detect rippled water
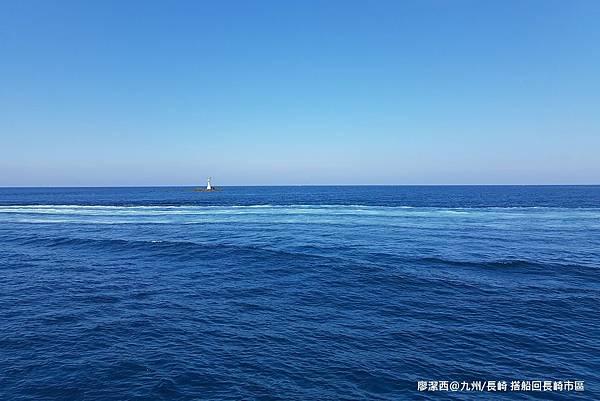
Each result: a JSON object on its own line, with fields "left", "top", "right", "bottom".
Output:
{"left": 1, "top": 186, "right": 599, "bottom": 400}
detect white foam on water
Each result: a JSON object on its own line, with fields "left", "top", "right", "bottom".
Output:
{"left": 1, "top": 204, "right": 598, "bottom": 225}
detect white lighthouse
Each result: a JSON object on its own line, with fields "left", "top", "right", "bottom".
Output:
{"left": 206, "top": 177, "right": 212, "bottom": 191}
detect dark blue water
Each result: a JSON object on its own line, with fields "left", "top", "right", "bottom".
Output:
{"left": 1, "top": 186, "right": 599, "bottom": 400}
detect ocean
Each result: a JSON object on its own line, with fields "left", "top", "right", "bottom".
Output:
{"left": 1, "top": 186, "right": 598, "bottom": 400}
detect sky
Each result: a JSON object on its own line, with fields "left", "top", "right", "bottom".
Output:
{"left": 1, "top": 0, "right": 599, "bottom": 186}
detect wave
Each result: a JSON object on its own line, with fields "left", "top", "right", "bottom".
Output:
{"left": 2, "top": 203, "right": 600, "bottom": 209}
{"left": 10, "top": 234, "right": 594, "bottom": 272}
{"left": 0, "top": 204, "right": 414, "bottom": 209}
{"left": 2, "top": 204, "right": 599, "bottom": 228}
{"left": 10, "top": 235, "right": 350, "bottom": 265}
{"left": 2, "top": 204, "right": 599, "bottom": 214}
{"left": 415, "top": 256, "right": 545, "bottom": 270}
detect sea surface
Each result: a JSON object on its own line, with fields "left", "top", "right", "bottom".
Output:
{"left": 1, "top": 186, "right": 599, "bottom": 400}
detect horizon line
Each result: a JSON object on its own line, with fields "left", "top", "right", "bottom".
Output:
{"left": 1, "top": 184, "right": 599, "bottom": 189}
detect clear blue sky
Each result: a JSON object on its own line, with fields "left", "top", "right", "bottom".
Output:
{"left": 1, "top": 0, "right": 599, "bottom": 186}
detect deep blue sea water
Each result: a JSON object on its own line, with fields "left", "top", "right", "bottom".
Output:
{"left": 1, "top": 186, "right": 599, "bottom": 400}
